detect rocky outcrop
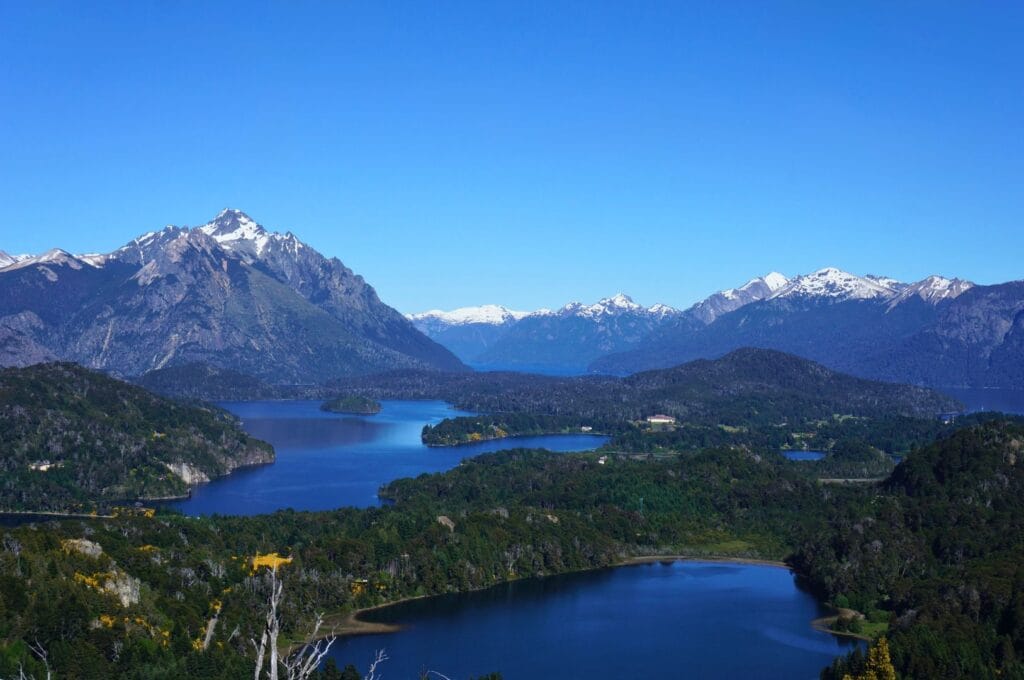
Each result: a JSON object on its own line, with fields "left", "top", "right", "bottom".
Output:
{"left": 62, "top": 538, "right": 103, "bottom": 558}
{"left": 163, "top": 462, "right": 211, "bottom": 486}
{"left": 103, "top": 572, "right": 141, "bottom": 607}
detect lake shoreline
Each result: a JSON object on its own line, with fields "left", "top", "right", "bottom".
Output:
{"left": 0, "top": 509, "right": 115, "bottom": 520}
{"left": 309, "top": 553, "right": 861, "bottom": 676}
{"left": 810, "top": 607, "right": 874, "bottom": 642}
{"left": 305, "top": 554, "right": 809, "bottom": 652}
{"left": 424, "top": 431, "right": 609, "bottom": 448}
{"left": 619, "top": 554, "right": 789, "bottom": 569}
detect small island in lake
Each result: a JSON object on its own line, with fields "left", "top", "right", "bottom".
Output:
{"left": 321, "top": 395, "right": 383, "bottom": 415}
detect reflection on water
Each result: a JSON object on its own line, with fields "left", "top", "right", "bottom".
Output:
{"left": 169, "top": 400, "right": 609, "bottom": 516}
{"left": 240, "top": 416, "right": 384, "bottom": 450}
{"left": 332, "top": 561, "right": 861, "bottom": 680}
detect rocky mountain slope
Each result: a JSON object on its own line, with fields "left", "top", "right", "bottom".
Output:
{"left": 0, "top": 210, "right": 464, "bottom": 382}
{"left": 853, "top": 280, "right": 1024, "bottom": 388}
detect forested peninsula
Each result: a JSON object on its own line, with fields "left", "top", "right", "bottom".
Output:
{"left": 0, "top": 363, "right": 273, "bottom": 512}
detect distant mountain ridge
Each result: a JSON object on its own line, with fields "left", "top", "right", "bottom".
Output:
{"left": 590, "top": 270, "right": 1024, "bottom": 390}
{"left": 408, "top": 267, "right": 1023, "bottom": 389}
{"left": 0, "top": 209, "right": 464, "bottom": 382}
{"left": 409, "top": 293, "right": 688, "bottom": 373}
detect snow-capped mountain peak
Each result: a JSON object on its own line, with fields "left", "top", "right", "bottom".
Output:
{"left": 648, "top": 303, "right": 680, "bottom": 318}
{"left": 411, "top": 294, "right": 677, "bottom": 329}
{"left": 687, "top": 272, "right": 790, "bottom": 323}
{"left": 761, "top": 272, "right": 789, "bottom": 291}
{"left": 407, "top": 305, "right": 530, "bottom": 326}
{"left": 1, "top": 248, "right": 93, "bottom": 272}
{"left": 0, "top": 250, "right": 31, "bottom": 270}
{"left": 555, "top": 294, "right": 676, "bottom": 320}
{"left": 604, "top": 293, "right": 641, "bottom": 309}
{"left": 198, "top": 209, "right": 275, "bottom": 256}
{"left": 769, "top": 267, "right": 900, "bottom": 301}
{"left": 889, "top": 275, "right": 974, "bottom": 308}
{"left": 572, "top": 293, "right": 643, "bottom": 317}
{"left": 865, "top": 274, "right": 906, "bottom": 291}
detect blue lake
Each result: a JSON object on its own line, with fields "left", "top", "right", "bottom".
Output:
{"left": 330, "top": 560, "right": 860, "bottom": 680}
{"left": 170, "top": 400, "right": 608, "bottom": 516}
{"left": 942, "top": 387, "right": 1024, "bottom": 416}
{"left": 782, "top": 450, "right": 826, "bottom": 461}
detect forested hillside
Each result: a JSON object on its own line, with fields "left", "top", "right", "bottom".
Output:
{"left": 330, "top": 348, "right": 958, "bottom": 422}
{"left": 0, "top": 363, "right": 273, "bottom": 511}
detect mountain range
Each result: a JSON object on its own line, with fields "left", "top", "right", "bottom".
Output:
{"left": 4, "top": 211, "right": 1020, "bottom": 390}
{"left": 410, "top": 292, "right": 694, "bottom": 373}
{"left": 411, "top": 267, "right": 1024, "bottom": 389}
{"left": 0, "top": 210, "right": 464, "bottom": 383}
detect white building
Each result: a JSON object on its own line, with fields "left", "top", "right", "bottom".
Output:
{"left": 646, "top": 414, "right": 676, "bottom": 425}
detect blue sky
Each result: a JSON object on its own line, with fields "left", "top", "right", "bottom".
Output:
{"left": 1, "top": 2, "right": 1021, "bottom": 312}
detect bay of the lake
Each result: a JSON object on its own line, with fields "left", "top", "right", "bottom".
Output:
{"left": 169, "top": 400, "right": 608, "bottom": 516}
{"left": 329, "top": 560, "right": 860, "bottom": 679}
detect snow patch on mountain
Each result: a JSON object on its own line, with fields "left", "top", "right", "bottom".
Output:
{"left": 687, "top": 272, "right": 789, "bottom": 324}
{"left": 550, "top": 294, "right": 680, "bottom": 320}
{"left": 648, "top": 303, "right": 679, "bottom": 318}
{"left": 198, "top": 209, "right": 273, "bottom": 255}
{"left": 0, "top": 251, "right": 30, "bottom": 270}
{"left": 77, "top": 253, "right": 109, "bottom": 267}
{"left": 866, "top": 274, "right": 907, "bottom": 291}
{"left": 412, "top": 294, "right": 679, "bottom": 329}
{"left": 761, "top": 272, "right": 789, "bottom": 291}
{"left": 196, "top": 209, "right": 305, "bottom": 260}
{"left": 0, "top": 248, "right": 107, "bottom": 276}
{"left": 563, "top": 293, "right": 644, "bottom": 319}
{"left": 408, "top": 305, "right": 530, "bottom": 326}
{"left": 888, "top": 275, "right": 974, "bottom": 308}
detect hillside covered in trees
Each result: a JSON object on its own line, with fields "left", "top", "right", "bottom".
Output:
{"left": 2, "top": 418, "right": 1023, "bottom": 677}
{"left": 407, "top": 349, "right": 962, "bottom": 457}
{"left": 330, "top": 348, "right": 959, "bottom": 422}
{"left": 0, "top": 363, "right": 273, "bottom": 511}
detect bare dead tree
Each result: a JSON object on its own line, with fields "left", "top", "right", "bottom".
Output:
{"left": 251, "top": 569, "right": 282, "bottom": 680}
{"left": 3, "top": 640, "right": 52, "bottom": 680}
{"left": 27, "top": 640, "right": 50, "bottom": 680}
{"left": 252, "top": 567, "right": 340, "bottom": 680}
{"left": 365, "top": 649, "right": 388, "bottom": 680}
